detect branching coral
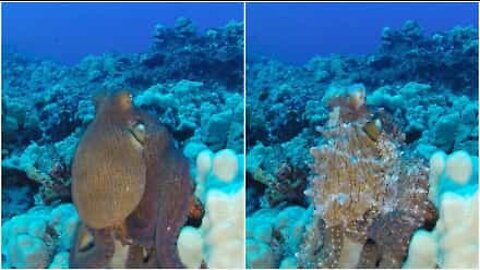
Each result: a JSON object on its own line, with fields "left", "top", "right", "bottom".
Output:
{"left": 299, "top": 85, "right": 435, "bottom": 268}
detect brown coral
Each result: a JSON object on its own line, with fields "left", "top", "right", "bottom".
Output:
{"left": 265, "top": 161, "right": 308, "bottom": 206}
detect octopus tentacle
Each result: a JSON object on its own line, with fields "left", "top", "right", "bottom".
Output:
{"left": 69, "top": 223, "right": 115, "bottom": 268}
{"left": 155, "top": 147, "right": 192, "bottom": 268}
{"left": 72, "top": 92, "right": 194, "bottom": 268}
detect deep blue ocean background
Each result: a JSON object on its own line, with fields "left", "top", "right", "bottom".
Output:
{"left": 2, "top": 2, "right": 243, "bottom": 65}
{"left": 247, "top": 3, "right": 478, "bottom": 65}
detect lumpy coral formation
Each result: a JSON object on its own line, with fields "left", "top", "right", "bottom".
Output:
{"left": 2, "top": 18, "right": 243, "bottom": 268}
{"left": 247, "top": 21, "right": 477, "bottom": 154}
{"left": 246, "top": 206, "right": 311, "bottom": 268}
{"left": 246, "top": 21, "right": 477, "bottom": 268}
{"left": 2, "top": 204, "right": 79, "bottom": 268}
{"left": 175, "top": 148, "right": 245, "bottom": 268}
{"left": 404, "top": 150, "right": 478, "bottom": 269}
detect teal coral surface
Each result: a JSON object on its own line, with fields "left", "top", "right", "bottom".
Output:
{"left": 246, "top": 21, "right": 478, "bottom": 268}
{"left": 2, "top": 18, "right": 243, "bottom": 268}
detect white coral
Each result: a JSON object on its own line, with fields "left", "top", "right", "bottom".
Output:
{"left": 178, "top": 148, "right": 244, "bottom": 268}
{"left": 404, "top": 151, "right": 478, "bottom": 269}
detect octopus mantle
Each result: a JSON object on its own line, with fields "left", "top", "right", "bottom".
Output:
{"left": 70, "top": 91, "right": 197, "bottom": 268}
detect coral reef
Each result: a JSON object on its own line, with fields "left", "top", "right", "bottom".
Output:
{"left": 2, "top": 204, "right": 79, "bottom": 268}
{"left": 3, "top": 134, "right": 76, "bottom": 205}
{"left": 366, "top": 82, "right": 478, "bottom": 157}
{"left": 247, "top": 21, "right": 477, "bottom": 151}
{"left": 246, "top": 206, "right": 311, "bottom": 268}
{"left": 150, "top": 18, "right": 244, "bottom": 91}
{"left": 246, "top": 21, "right": 477, "bottom": 269}
{"left": 2, "top": 185, "right": 35, "bottom": 220}
{"left": 2, "top": 18, "right": 243, "bottom": 268}
{"left": 246, "top": 137, "right": 311, "bottom": 211}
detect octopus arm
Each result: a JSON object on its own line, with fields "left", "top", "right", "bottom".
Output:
{"left": 69, "top": 223, "right": 115, "bottom": 268}
{"left": 155, "top": 148, "right": 193, "bottom": 268}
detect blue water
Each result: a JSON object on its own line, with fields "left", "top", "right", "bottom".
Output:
{"left": 2, "top": 2, "right": 243, "bottom": 65}
{"left": 247, "top": 3, "right": 478, "bottom": 65}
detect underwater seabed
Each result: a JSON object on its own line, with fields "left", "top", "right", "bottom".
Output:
{"left": 1, "top": 18, "right": 244, "bottom": 268}
{"left": 2, "top": 146, "right": 245, "bottom": 268}
{"left": 246, "top": 21, "right": 478, "bottom": 269}
{"left": 1, "top": 12, "right": 479, "bottom": 270}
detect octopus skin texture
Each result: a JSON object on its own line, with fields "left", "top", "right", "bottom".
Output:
{"left": 69, "top": 222, "right": 115, "bottom": 268}
{"left": 70, "top": 91, "right": 197, "bottom": 268}
{"left": 126, "top": 112, "right": 194, "bottom": 268}
{"left": 72, "top": 90, "right": 147, "bottom": 230}
{"left": 70, "top": 221, "right": 159, "bottom": 268}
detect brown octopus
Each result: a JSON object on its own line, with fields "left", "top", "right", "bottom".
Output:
{"left": 70, "top": 90, "right": 202, "bottom": 268}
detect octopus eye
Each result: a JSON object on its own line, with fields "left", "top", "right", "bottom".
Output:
{"left": 363, "top": 119, "right": 382, "bottom": 142}
{"left": 115, "top": 91, "right": 133, "bottom": 111}
{"left": 78, "top": 229, "right": 95, "bottom": 252}
{"left": 129, "top": 122, "right": 146, "bottom": 145}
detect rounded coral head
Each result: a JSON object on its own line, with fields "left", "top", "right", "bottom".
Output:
{"left": 446, "top": 150, "right": 472, "bottom": 185}
{"left": 212, "top": 149, "right": 239, "bottom": 183}
{"left": 429, "top": 151, "right": 447, "bottom": 180}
